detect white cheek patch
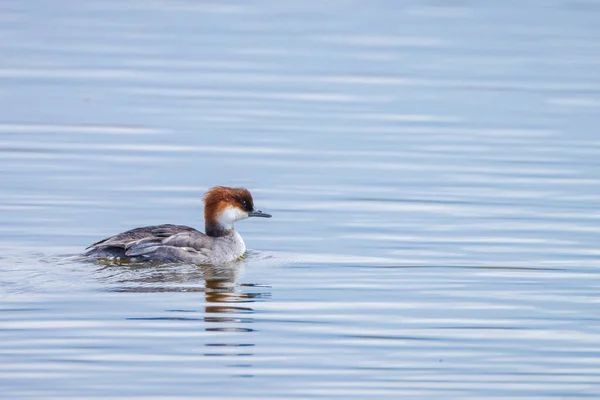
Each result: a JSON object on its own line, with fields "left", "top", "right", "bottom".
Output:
{"left": 218, "top": 206, "right": 249, "bottom": 229}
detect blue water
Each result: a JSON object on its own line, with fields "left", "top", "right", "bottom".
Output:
{"left": 1, "top": 1, "right": 600, "bottom": 398}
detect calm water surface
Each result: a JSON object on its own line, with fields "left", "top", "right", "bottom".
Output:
{"left": 1, "top": 1, "right": 600, "bottom": 398}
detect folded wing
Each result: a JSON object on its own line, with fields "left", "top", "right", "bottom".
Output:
{"left": 84, "top": 224, "right": 211, "bottom": 263}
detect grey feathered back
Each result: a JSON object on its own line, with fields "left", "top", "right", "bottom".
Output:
{"left": 84, "top": 224, "right": 210, "bottom": 262}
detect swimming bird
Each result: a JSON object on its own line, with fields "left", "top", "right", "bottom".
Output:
{"left": 84, "top": 186, "right": 271, "bottom": 264}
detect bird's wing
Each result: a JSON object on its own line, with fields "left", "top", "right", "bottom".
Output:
{"left": 123, "top": 230, "right": 212, "bottom": 263}
{"left": 85, "top": 224, "right": 199, "bottom": 253}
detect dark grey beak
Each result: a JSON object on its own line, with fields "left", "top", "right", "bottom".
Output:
{"left": 249, "top": 210, "right": 271, "bottom": 218}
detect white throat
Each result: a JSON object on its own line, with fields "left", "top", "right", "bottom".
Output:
{"left": 217, "top": 205, "right": 248, "bottom": 231}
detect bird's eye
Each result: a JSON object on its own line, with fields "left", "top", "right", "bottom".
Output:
{"left": 240, "top": 198, "right": 253, "bottom": 211}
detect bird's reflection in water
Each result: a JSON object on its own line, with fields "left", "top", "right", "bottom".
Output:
{"left": 99, "top": 258, "right": 270, "bottom": 378}
{"left": 200, "top": 263, "right": 268, "bottom": 378}
{"left": 203, "top": 263, "right": 256, "bottom": 323}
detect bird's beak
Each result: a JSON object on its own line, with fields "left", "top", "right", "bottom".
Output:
{"left": 249, "top": 210, "right": 271, "bottom": 218}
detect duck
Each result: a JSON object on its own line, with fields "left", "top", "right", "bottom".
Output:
{"left": 84, "top": 186, "right": 271, "bottom": 264}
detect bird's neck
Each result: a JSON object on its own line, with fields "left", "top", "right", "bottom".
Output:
{"left": 205, "top": 221, "right": 233, "bottom": 238}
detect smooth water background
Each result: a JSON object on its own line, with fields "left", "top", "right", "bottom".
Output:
{"left": 2, "top": 1, "right": 600, "bottom": 398}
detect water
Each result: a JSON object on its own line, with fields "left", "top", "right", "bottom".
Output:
{"left": 1, "top": 1, "right": 600, "bottom": 398}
